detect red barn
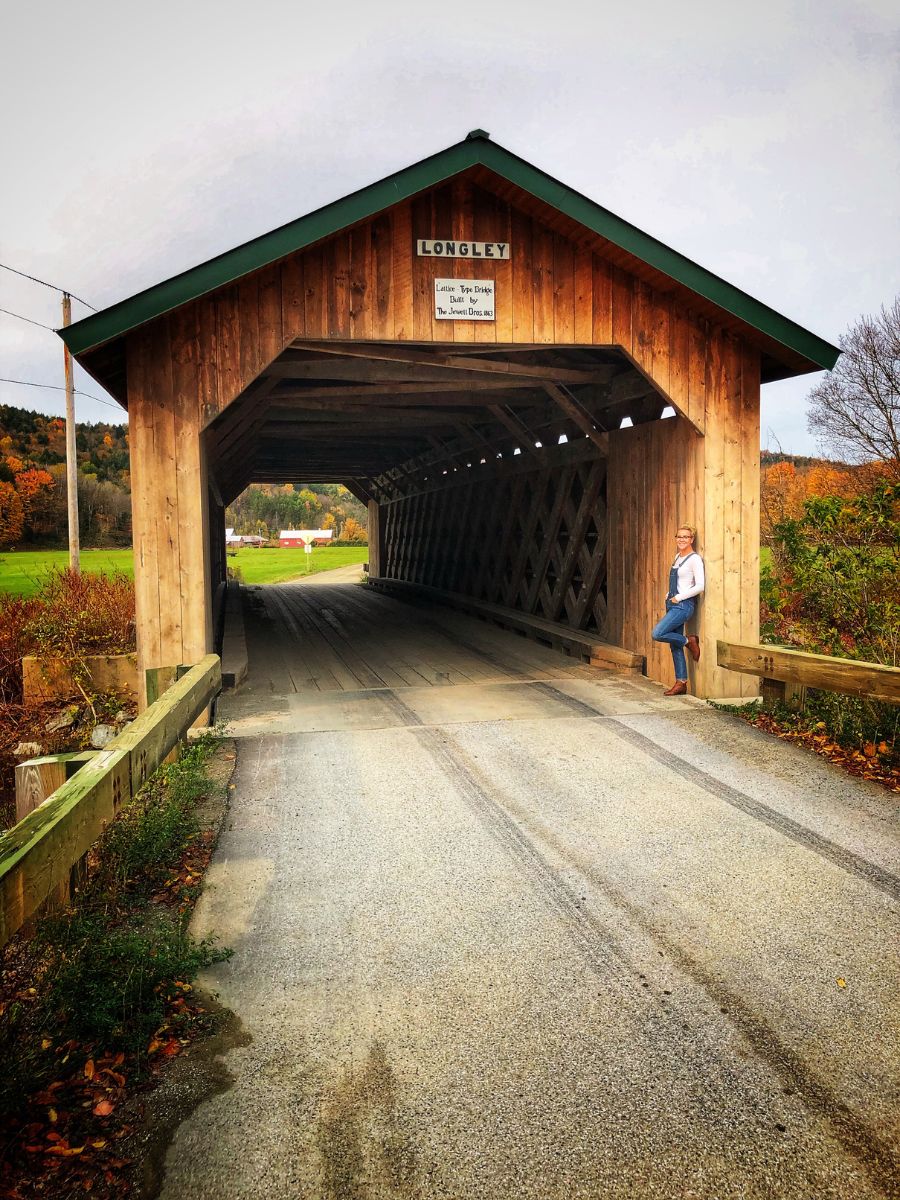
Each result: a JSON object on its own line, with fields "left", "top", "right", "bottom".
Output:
{"left": 278, "top": 529, "right": 334, "bottom": 548}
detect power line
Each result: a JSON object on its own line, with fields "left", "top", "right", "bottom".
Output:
{"left": 0, "top": 307, "right": 57, "bottom": 332}
{"left": 0, "top": 376, "right": 122, "bottom": 411}
{"left": 0, "top": 263, "right": 97, "bottom": 312}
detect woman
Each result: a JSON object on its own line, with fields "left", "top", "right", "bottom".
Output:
{"left": 651, "top": 526, "right": 704, "bottom": 696}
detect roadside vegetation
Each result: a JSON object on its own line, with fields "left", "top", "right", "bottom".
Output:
{"left": 0, "top": 733, "right": 233, "bottom": 1198}
{"left": 0, "top": 570, "right": 137, "bottom": 829}
{"left": 737, "top": 298, "right": 900, "bottom": 790}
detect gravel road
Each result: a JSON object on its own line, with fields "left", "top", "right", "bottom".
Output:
{"left": 157, "top": 594, "right": 899, "bottom": 1199}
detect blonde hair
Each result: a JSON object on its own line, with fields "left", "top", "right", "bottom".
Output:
{"left": 676, "top": 525, "right": 696, "bottom": 541}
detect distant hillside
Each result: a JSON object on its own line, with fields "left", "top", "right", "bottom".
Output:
{"left": 0, "top": 404, "right": 129, "bottom": 486}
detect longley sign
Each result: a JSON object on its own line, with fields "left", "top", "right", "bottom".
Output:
{"left": 417, "top": 239, "right": 509, "bottom": 260}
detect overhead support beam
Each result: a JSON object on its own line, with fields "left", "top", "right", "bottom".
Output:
{"left": 264, "top": 364, "right": 567, "bottom": 390}
{"left": 543, "top": 384, "right": 610, "bottom": 455}
{"left": 266, "top": 381, "right": 553, "bottom": 401}
{"left": 488, "top": 405, "right": 542, "bottom": 458}
{"left": 289, "top": 341, "right": 619, "bottom": 386}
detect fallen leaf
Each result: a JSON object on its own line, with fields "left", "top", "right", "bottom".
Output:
{"left": 48, "top": 1107, "right": 58, "bottom": 1123}
{"left": 84, "top": 1059, "right": 95, "bottom": 1080}
{"left": 91, "top": 1139, "right": 107, "bottom": 1149}
{"left": 93, "top": 1099, "right": 115, "bottom": 1117}
{"left": 45, "top": 1143, "right": 84, "bottom": 1157}
{"left": 837, "top": 977, "right": 847, "bottom": 988}
{"left": 41, "top": 1038, "right": 53, "bottom": 1050}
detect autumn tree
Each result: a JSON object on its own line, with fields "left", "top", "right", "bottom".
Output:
{"left": 807, "top": 297, "right": 900, "bottom": 477}
{"left": 0, "top": 482, "right": 24, "bottom": 547}
{"left": 338, "top": 516, "right": 367, "bottom": 543}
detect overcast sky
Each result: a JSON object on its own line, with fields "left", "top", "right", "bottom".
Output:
{"left": 2, "top": 0, "right": 897, "bottom": 456}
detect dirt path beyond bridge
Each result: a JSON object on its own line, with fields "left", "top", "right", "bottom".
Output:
{"left": 159, "top": 576, "right": 899, "bottom": 1199}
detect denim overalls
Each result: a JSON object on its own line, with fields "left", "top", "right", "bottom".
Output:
{"left": 651, "top": 553, "right": 697, "bottom": 680}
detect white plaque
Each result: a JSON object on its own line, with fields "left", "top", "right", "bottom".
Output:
{"left": 434, "top": 278, "right": 495, "bottom": 321}
{"left": 418, "top": 239, "right": 509, "bottom": 259}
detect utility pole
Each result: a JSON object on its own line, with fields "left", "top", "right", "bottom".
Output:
{"left": 61, "top": 294, "right": 80, "bottom": 572}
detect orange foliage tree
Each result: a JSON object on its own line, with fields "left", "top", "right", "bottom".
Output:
{"left": 0, "top": 481, "right": 24, "bottom": 547}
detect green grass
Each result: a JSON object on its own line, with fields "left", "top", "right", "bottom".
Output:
{"left": 226, "top": 544, "right": 368, "bottom": 584}
{"left": 0, "top": 545, "right": 368, "bottom": 595}
{"left": 0, "top": 549, "right": 134, "bottom": 596}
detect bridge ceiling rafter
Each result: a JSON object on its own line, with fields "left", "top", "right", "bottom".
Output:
{"left": 206, "top": 341, "right": 668, "bottom": 504}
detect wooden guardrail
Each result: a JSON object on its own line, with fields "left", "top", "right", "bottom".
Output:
{"left": 0, "top": 653, "right": 222, "bottom": 950}
{"left": 717, "top": 641, "right": 900, "bottom": 705}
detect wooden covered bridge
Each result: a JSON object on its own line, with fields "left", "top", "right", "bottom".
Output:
{"left": 61, "top": 131, "right": 839, "bottom": 700}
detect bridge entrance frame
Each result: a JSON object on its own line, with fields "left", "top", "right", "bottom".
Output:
{"left": 61, "top": 132, "right": 839, "bottom": 702}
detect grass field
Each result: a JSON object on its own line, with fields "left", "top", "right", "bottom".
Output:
{"left": 0, "top": 545, "right": 368, "bottom": 597}
{"left": 226, "top": 545, "right": 367, "bottom": 584}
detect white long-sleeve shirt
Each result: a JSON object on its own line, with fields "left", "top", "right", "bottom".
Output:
{"left": 669, "top": 553, "right": 705, "bottom": 603}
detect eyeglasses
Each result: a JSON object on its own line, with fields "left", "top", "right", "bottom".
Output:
{"left": 675, "top": 535, "right": 692, "bottom": 540}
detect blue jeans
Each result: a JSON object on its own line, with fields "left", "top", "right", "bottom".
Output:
{"left": 652, "top": 599, "right": 695, "bottom": 681}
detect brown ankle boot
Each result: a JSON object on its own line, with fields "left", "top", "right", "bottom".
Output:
{"left": 686, "top": 635, "right": 701, "bottom": 662}
{"left": 664, "top": 680, "right": 688, "bottom": 696}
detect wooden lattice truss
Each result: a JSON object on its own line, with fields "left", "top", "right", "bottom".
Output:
{"left": 384, "top": 451, "right": 610, "bottom": 632}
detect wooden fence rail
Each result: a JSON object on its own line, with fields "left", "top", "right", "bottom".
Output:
{"left": 0, "top": 654, "right": 222, "bottom": 950}
{"left": 717, "top": 641, "right": 900, "bottom": 705}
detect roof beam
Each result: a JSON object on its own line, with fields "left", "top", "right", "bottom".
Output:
{"left": 289, "top": 341, "right": 619, "bottom": 386}
{"left": 543, "top": 383, "right": 610, "bottom": 454}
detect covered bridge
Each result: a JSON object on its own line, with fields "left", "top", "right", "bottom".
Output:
{"left": 60, "top": 131, "right": 839, "bottom": 701}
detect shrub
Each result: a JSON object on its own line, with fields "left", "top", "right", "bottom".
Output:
{"left": 0, "top": 734, "right": 229, "bottom": 1112}
{"left": 0, "top": 570, "right": 135, "bottom": 705}
{"left": 0, "top": 593, "right": 41, "bottom": 703}
{"left": 762, "top": 478, "right": 900, "bottom": 763}
{"left": 24, "top": 568, "right": 135, "bottom": 660}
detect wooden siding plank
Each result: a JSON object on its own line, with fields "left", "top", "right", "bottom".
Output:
{"left": 391, "top": 202, "right": 413, "bottom": 340}
{"left": 280, "top": 254, "right": 305, "bottom": 345}
{"left": 215, "top": 285, "right": 241, "bottom": 416}
{"left": 591, "top": 255, "right": 613, "bottom": 344}
{"left": 148, "top": 320, "right": 182, "bottom": 666}
{"left": 532, "top": 218, "right": 555, "bottom": 344}
{"left": 450, "top": 179, "right": 477, "bottom": 345}
{"left": 552, "top": 234, "right": 576, "bottom": 345}
{"left": 702, "top": 329, "right": 727, "bottom": 696}
{"left": 238, "top": 276, "right": 260, "bottom": 389}
{"left": 371, "top": 211, "right": 394, "bottom": 341}
{"left": 328, "top": 233, "right": 352, "bottom": 339}
{"left": 574, "top": 246, "right": 593, "bottom": 344}
{"left": 740, "top": 344, "right": 761, "bottom": 697}
{"left": 411, "top": 193, "right": 435, "bottom": 342}
{"left": 257, "top": 263, "right": 284, "bottom": 369}
{"left": 171, "top": 308, "right": 211, "bottom": 665}
{"left": 511, "top": 205, "right": 534, "bottom": 341}
{"left": 303, "top": 245, "right": 326, "bottom": 341}
{"left": 350, "top": 224, "right": 373, "bottom": 341}
{"left": 126, "top": 331, "right": 162, "bottom": 678}
{"left": 610, "top": 265, "right": 634, "bottom": 354}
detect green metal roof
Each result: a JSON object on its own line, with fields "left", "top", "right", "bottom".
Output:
{"left": 60, "top": 130, "right": 840, "bottom": 373}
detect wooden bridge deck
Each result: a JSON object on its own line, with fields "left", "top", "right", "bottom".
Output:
{"left": 228, "top": 565, "right": 606, "bottom": 688}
